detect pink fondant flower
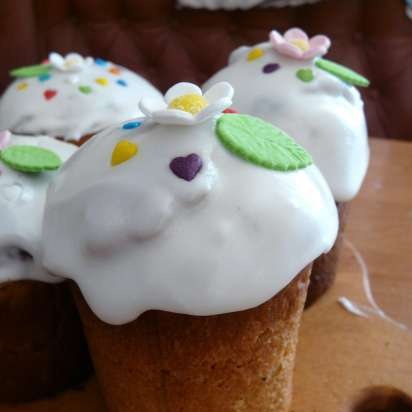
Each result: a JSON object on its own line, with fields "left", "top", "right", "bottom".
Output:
{"left": 269, "top": 28, "right": 331, "bottom": 60}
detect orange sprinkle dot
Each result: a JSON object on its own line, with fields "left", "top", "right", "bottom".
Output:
{"left": 109, "top": 67, "right": 121, "bottom": 75}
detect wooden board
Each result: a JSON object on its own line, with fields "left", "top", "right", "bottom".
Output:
{"left": 1, "top": 138, "right": 411, "bottom": 411}
{"left": 292, "top": 138, "right": 412, "bottom": 411}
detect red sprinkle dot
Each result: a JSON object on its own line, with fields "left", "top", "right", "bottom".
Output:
{"left": 44, "top": 89, "right": 57, "bottom": 101}
{"left": 223, "top": 108, "right": 238, "bottom": 114}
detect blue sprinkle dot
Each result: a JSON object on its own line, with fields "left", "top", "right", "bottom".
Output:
{"left": 95, "top": 58, "right": 108, "bottom": 67}
{"left": 116, "top": 79, "right": 127, "bottom": 87}
{"left": 38, "top": 73, "right": 51, "bottom": 82}
{"left": 122, "top": 121, "right": 142, "bottom": 130}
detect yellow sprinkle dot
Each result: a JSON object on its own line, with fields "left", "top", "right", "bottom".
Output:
{"left": 17, "top": 82, "right": 28, "bottom": 91}
{"left": 290, "top": 39, "right": 310, "bottom": 52}
{"left": 247, "top": 47, "right": 265, "bottom": 62}
{"left": 111, "top": 140, "right": 138, "bottom": 166}
{"left": 96, "top": 77, "right": 109, "bottom": 86}
{"left": 168, "top": 94, "right": 208, "bottom": 115}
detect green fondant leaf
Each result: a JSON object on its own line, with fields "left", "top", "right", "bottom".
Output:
{"left": 215, "top": 114, "right": 312, "bottom": 172}
{"left": 296, "top": 68, "right": 314, "bottom": 83}
{"left": 10, "top": 64, "right": 52, "bottom": 79}
{"left": 0, "top": 145, "right": 62, "bottom": 173}
{"left": 315, "top": 58, "right": 370, "bottom": 87}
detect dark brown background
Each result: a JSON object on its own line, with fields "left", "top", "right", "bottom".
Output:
{"left": 0, "top": 0, "right": 410, "bottom": 139}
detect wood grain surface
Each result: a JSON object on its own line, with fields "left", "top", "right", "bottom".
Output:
{"left": 1, "top": 138, "right": 411, "bottom": 411}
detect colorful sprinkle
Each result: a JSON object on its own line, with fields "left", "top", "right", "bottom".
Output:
{"left": 122, "top": 121, "right": 142, "bottom": 130}
{"left": 0, "top": 130, "right": 11, "bottom": 150}
{"left": 17, "top": 82, "right": 28, "bottom": 91}
{"left": 109, "top": 67, "right": 121, "bottom": 75}
{"left": 223, "top": 108, "right": 238, "bottom": 114}
{"left": 247, "top": 48, "right": 265, "bottom": 62}
{"left": 296, "top": 68, "right": 315, "bottom": 83}
{"left": 116, "top": 79, "right": 127, "bottom": 87}
{"left": 315, "top": 58, "right": 370, "bottom": 87}
{"left": 216, "top": 114, "right": 312, "bottom": 172}
{"left": 111, "top": 140, "right": 138, "bottom": 166}
{"left": 0, "top": 145, "right": 62, "bottom": 173}
{"left": 79, "top": 85, "right": 93, "bottom": 94}
{"left": 95, "top": 77, "right": 109, "bottom": 86}
{"left": 44, "top": 89, "right": 57, "bottom": 101}
{"left": 262, "top": 63, "right": 280, "bottom": 74}
{"left": 95, "top": 58, "right": 108, "bottom": 67}
{"left": 38, "top": 73, "right": 52, "bottom": 82}
{"left": 170, "top": 154, "right": 203, "bottom": 182}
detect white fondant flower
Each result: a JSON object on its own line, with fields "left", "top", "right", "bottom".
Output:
{"left": 139, "top": 82, "right": 234, "bottom": 126}
{"left": 49, "top": 52, "right": 94, "bottom": 72}
{"left": 269, "top": 28, "right": 331, "bottom": 60}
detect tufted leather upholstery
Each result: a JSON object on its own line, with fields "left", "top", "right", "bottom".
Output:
{"left": 0, "top": 0, "right": 410, "bottom": 139}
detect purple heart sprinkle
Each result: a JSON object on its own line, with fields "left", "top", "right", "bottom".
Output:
{"left": 169, "top": 153, "right": 203, "bottom": 182}
{"left": 262, "top": 63, "right": 280, "bottom": 74}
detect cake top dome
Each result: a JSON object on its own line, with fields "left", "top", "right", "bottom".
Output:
{"left": 203, "top": 28, "right": 370, "bottom": 202}
{"left": 0, "top": 131, "right": 76, "bottom": 283}
{"left": 0, "top": 52, "right": 162, "bottom": 142}
{"left": 42, "top": 82, "right": 338, "bottom": 325}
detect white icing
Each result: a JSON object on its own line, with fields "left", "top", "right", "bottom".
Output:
{"left": 0, "top": 55, "right": 162, "bottom": 141}
{"left": 42, "top": 113, "right": 338, "bottom": 325}
{"left": 0, "top": 134, "right": 76, "bottom": 283}
{"left": 338, "top": 296, "right": 369, "bottom": 318}
{"left": 339, "top": 239, "right": 408, "bottom": 331}
{"left": 203, "top": 42, "right": 369, "bottom": 201}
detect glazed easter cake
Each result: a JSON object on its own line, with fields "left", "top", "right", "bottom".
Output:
{"left": 204, "top": 28, "right": 370, "bottom": 306}
{"left": 0, "top": 131, "right": 91, "bottom": 402}
{"left": 0, "top": 53, "right": 162, "bottom": 145}
{"left": 42, "top": 82, "right": 338, "bottom": 411}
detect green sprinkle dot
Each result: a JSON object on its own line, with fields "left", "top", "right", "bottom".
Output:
{"left": 315, "top": 58, "right": 370, "bottom": 87}
{"left": 296, "top": 68, "right": 315, "bottom": 83}
{"left": 10, "top": 64, "right": 52, "bottom": 79}
{"left": 0, "top": 145, "right": 62, "bottom": 173}
{"left": 79, "top": 85, "right": 93, "bottom": 94}
{"left": 216, "top": 114, "right": 312, "bottom": 172}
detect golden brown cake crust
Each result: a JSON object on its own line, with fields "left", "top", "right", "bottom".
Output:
{"left": 56, "top": 133, "right": 94, "bottom": 147}
{"left": 305, "top": 202, "right": 349, "bottom": 308}
{"left": 74, "top": 267, "right": 310, "bottom": 412}
{"left": 0, "top": 281, "right": 92, "bottom": 403}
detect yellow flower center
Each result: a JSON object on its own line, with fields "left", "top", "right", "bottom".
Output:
{"left": 168, "top": 94, "right": 208, "bottom": 115}
{"left": 64, "top": 57, "right": 80, "bottom": 68}
{"left": 290, "top": 38, "right": 310, "bottom": 52}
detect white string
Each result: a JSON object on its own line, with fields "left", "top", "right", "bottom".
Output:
{"left": 338, "top": 238, "right": 409, "bottom": 332}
